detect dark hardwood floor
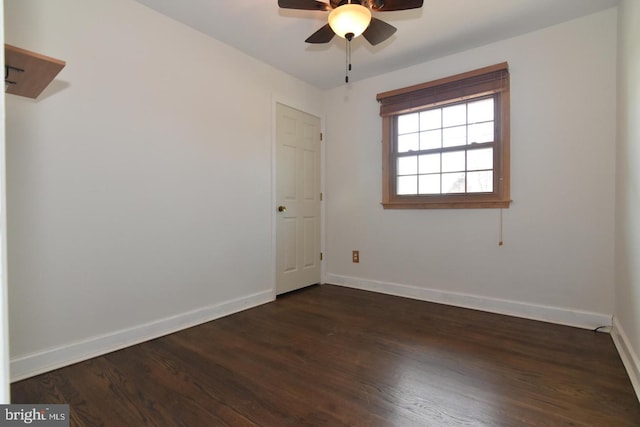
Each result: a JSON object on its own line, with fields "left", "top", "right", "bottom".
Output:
{"left": 11, "top": 284, "right": 640, "bottom": 426}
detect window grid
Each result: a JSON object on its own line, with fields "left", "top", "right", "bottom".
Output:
{"left": 394, "top": 96, "right": 496, "bottom": 196}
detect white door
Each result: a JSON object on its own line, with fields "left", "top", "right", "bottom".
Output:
{"left": 276, "top": 103, "right": 321, "bottom": 295}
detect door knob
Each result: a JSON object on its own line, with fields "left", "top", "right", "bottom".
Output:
{"left": 278, "top": 205, "right": 287, "bottom": 213}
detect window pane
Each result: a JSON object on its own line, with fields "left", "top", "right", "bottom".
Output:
{"left": 420, "top": 109, "right": 441, "bottom": 130}
{"left": 467, "top": 170, "right": 493, "bottom": 193}
{"left": 397, "top": 176, "right": 417, "bottom": 195}
{"left": 398, "top": 133, "right": 419, "bottom": 153}
{"left": 397, "top": 156, "right": 418, "bottom": 175}
{"left": 442, "top": 104, "right": 466, "bottom": 127}
{"left": 419, "top": 154, "right": 440, "bottom": 174}
{"left": 420, "top": 129, "right": 441, "bottom": 150}
{"left": 442, "top": 151, "right": 465, "bottom": 173}
{"left": 442, "top": 172, "right": 465, "bottom": 193}
{"left": 442, "top": 125, "right": 466, "bottom": 148}
{"left": 398, "top": 113, "right": 419, "bottom": 134}
{"left": 468, "top": 98, "right": 494, "bottom": 123}
{"left": 419, "top": 175, "right": 440, "bottom": 194}
{"left": 467, "top": 148, "right": 493, "bottom": 171}
{"left": 468, "top": 122, "right": 494, "bottom": 144}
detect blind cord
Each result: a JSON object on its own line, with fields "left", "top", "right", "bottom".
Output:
{"left": 499, "top": 208, "right": 504, "bottom": 246}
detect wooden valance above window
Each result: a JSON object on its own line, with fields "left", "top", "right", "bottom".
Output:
{"left": 376, "top": 62, "right": 509, "bottom": 117}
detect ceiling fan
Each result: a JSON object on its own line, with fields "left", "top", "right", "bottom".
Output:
{"left": 278, "top": 0, "right": 424, "bottom": 45}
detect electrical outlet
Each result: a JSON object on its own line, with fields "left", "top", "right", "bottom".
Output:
{"left": 352, "top": 250, "right": 359, "bottom": 263}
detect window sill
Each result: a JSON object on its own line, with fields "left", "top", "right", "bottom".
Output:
{"left": 382, "top": 199, "right": 511, "bottom": 209}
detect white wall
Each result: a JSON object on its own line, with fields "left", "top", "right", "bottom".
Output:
{"left": 4, "top": 0, "right": 323, "bottom": 380}
{"left": 324, "top": 9, "right": 617, "bottom": 329}
{"left": 614, "top": 0, "right": 640, "bottom": 398}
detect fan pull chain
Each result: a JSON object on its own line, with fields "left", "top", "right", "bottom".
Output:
{"left": 345, "top": 38, "right": 352, "bottom": 83}
{"left": 345, "top": 32, "right": 354, "bottom": 83}
{"left": 345, "top": 37, "right": 349, "bottom": 83}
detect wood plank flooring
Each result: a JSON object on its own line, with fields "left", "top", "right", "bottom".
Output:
{"left": 11, "top": 284, "right": 640, "bottom": 426}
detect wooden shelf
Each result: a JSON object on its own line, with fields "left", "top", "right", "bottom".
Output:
{"left": 5, "top": 44, "right": 66, "bottom": 99}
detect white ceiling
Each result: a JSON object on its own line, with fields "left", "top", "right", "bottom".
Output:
{"left": 133, "top": 0, "right": 618, "bottom": 90}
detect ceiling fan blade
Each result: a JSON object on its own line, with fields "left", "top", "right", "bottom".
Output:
{"left": 362, "top": 18, "right": 397, "bottom": 45}
{"left": 278, "top": 0, "right": 332, "bottom": 11}
{"left": 370, "top": 0, "right": 424, "bottom": 11}
{"left": 305, "top": 24, "right": 336, "bottom": 43}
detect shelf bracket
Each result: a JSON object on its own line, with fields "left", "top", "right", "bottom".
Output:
{"left": 5, "top": 65, "right": 25, "bottom": 88}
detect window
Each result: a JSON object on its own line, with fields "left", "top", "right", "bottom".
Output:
{"left": 377, "top": 63, "right": 510, "bottom": 209}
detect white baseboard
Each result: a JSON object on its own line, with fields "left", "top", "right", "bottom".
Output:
{"left": 10, "top": 290, "right": 275, "bottom": 382}
{"left": 325, "top": 274, "right": 612, "bottom": 330}
{"left": 611, "top": 318, "right": 640, "bottom": 402}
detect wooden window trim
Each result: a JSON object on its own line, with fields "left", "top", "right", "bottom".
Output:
{"left": 378, "top": 63, "right": 511, "bottom": 209}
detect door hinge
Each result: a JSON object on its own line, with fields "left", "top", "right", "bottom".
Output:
{"left": 320, "top": 252, "right": 323, "bottom": 261}
{"left": 320, "top": 132, "right": 323, "bottom": 141}
{"left": 320, "top": 192, "right": 323, "bottom": 201}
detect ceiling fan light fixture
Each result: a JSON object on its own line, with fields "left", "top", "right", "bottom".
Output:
{"left": 328, "top": 4, "right": 372, "bottom": 39}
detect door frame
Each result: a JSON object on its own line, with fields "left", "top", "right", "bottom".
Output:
{"left": 271, "top": 95, "right": 325, "bottom": 299}
{"left": 1, "top": 0, "right": 11, "bottom": 401}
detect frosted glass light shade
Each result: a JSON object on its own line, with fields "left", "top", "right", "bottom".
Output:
{"left": 328, "top": 4, "right": 372, "bottom": 39}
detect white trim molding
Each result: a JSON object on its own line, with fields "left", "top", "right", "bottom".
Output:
{"left": 10, "top": 290, "right": 274, "bottom": 382}
{"left": 325, "top": 274, "right": 612, "bottom": 330}
{"left": 0, "top": 0, "right": 9, "bottom": 402}
{"left": 611, "top": 317, "right": 640, "bottom": 402}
